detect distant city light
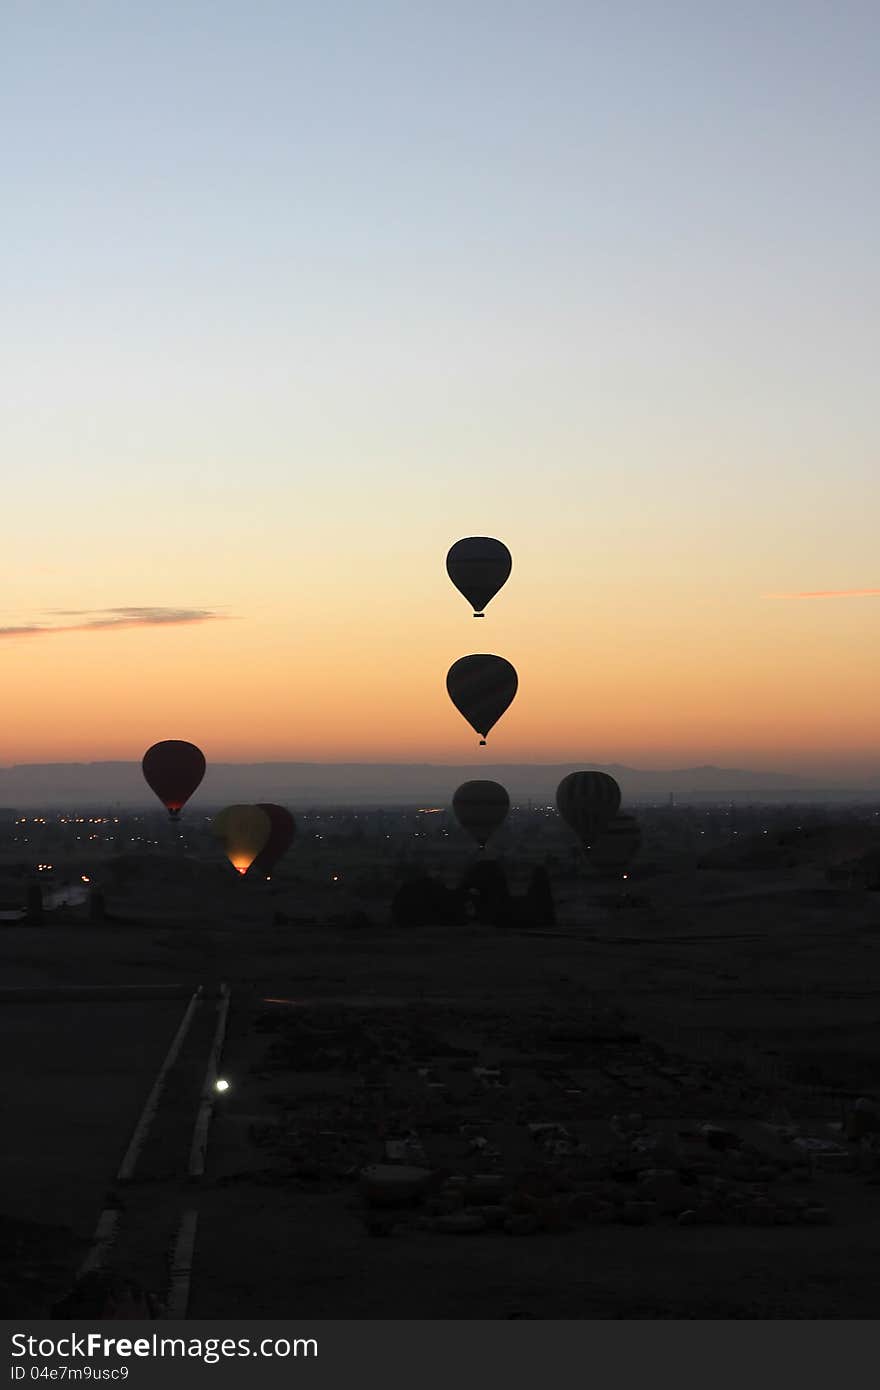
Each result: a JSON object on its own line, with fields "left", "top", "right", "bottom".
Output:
{"left": 81, "top": 875, "right": 90, "bottom": 883}
{"left": 214, "top": 1078, "right": 230, "bottom": 1093}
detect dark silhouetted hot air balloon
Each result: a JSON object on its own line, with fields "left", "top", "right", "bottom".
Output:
{"left": 446, "top": 655, "right": 518, "bottom": 745}
{"left": 213, "top": 804, "right": 272, "bottom": 876}
{"left": 590, "top": 813, "right": 641, "bottom": 876}
{"left": 452, "top": 780, "right": 510, "bottom": 849}
{"left": 556, "top": 771, "right": 621, "bottom": 850}
{"left": 446, "top": 537, "right": 512, "bottom": 617}
{"left": 142, "top": 740, "right": 206, "bottom": 820}
{"left": 252, "top": 804, "right": 296, "bottom": 876}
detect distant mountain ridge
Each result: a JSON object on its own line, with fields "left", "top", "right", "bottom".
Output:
{"left": 0, "top": 761, "right": 876, "bottom": 807}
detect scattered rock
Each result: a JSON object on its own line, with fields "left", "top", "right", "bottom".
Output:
{"left": 430, "top": 1191, "right": 465, "bottom": 1215}
{"left": 620, "top": 1201, "right": 657, "bottom": 1225}
{"left": 812, "top": 1151, "right": 853, "bottom": 1173}
{"left": 701, "top": 1125, "right": 741, "bottom": 1151}
{"left": 693, "top": 1202, "right": 726, "bottom": 1225}
{"left": 610, "top": 1113, "right": 644, "bottom": 1138}
{"left": 477, "top": 1205, "right": 508, "bottom": 1229}
{"left": 362, "top": 1213, "right": 397, "bottom": 1237}
{"left": 360, "top": 1164, "right": 433, "bottom": 1208}
{"left": 803, "top": 1206, "right": 831, "bottom": 1225}
{"left": 846, "top": 1099, "right": 880, "bottom": 1141}
{"left": 772, "top": 1206, "right": 797, "bottom": 1225}
{"left": 532, "top": 1197, "right": 572, "bottom": 1232}
{"left": 568, "top": 1192, "right": 603, "bottom": 1222}
{"left": 793, "top": 1137, "right": 845, "bottom": 1156}
{"left": 292, "top": 1162, "right": 322, "bottom": 1182}
{"left": 435, "top": 1212, "right": 487, "bottom": 1234}
{"left": 636, "top": 1169, "right": 693, "bottom": 1214}
{"left": 463, "top": 1175, "right": 506, "bottom": 1204}
{"left": 504, "top": 1214, "right": 539, "bottom": 1236}
{"left": 742, "top": 1201, "right": 775, "bottom": 1226}
{"left": 508, "top": 1190, "right": 538, "bottom": 1215}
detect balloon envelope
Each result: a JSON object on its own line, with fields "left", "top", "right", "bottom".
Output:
{"left": 446, "top": 654, "right": 518, "bottom": 744}
{"left": 590, "top": 813, "right": 641, "bottom": 874}
{"left": 446, "top": 537, "right": 512, "bottom": 616}
{"left": 142, "top": 740, "right": 206, "bottom": 818}
{"left": 211, "top": 806, "right": 234, "bottom": 840}
{"left": 452, "top": 780, "right": 510, "bottom": 848}
{"left": 252, "top": 804, "right": 297, "bottom": 874}
{"left": 556, "top": 771, "right": 621, "bottom": 849}
{"left": 214, "top": 804, "right": 272, "bottom": 875}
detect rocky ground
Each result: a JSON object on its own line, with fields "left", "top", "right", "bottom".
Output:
{"left": 2, "top": 865, "right": 880, "bottom": 1317}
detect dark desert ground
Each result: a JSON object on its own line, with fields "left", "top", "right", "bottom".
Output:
{"left": 3, "top": 801, "right": 880, "bottom": 1320}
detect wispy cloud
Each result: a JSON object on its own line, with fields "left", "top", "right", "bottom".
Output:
{"left": 768, "top": 589, "right": 880, "bottom": 600}
{"left": 0, "top": 607, "right": 228, "bottom": 638}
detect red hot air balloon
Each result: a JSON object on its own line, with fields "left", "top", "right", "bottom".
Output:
{"left": 142, "top": 740, "right": 206, "bottom": 820}
{"left": 446, "top": 654, "right": 518, "bottom": 745}
{"left": 446, "top": 537, "right": 512, "bottom": 617}
{"left": 252, "top": 804, "right": 296, "bottom": 876}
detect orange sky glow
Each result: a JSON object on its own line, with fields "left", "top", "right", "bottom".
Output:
{"left": 4, "top": 7, "right": 878, "bottom": 782}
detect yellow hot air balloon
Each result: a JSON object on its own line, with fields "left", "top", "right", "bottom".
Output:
{"left": 213, "top": 804, "right": 272, "bottom": 876}
{"left": 211, "top": 806, "right": 234, "bottom": 840}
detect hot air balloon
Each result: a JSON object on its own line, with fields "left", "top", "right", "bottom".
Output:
{"left": 142, "top": 740, "right": 206, "bottom": 820}
{"left": 211, "top": 805, "right": 234, "bottom": 840}
{"left": 590, "top": 813, "right": 641, "bottom": 876}
{"left": 213, "top": 804, "right": 272, "bottom": 876}
{"left": 452, "top": 780, "right": 510, "bottom": 849}
{"left": 446, "top": 537, "right": 512, "bottom": 617}
{"left": 447, "top": 655, "right": 518, "bottom": 745}
{"left": 556, "top": 771, "right": 621, "bottom": 850}
{"left": 251, "top": 804, "right": 296, "bottom": 876}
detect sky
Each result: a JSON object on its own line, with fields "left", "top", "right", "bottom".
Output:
{"left": 3, "top": 1, "right": 878, "bottom": 778}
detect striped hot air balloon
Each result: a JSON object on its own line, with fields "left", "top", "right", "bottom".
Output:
{"left": 556, "top": 771, "right": 621, "bottom": 850}
{"left": 446, "top": 655, "right": 518, "bottom": 745}
{"left": 446, "top": 537, "right": 512, "bottom": 617}
{"left": 590, "top": 813, "right": 641, "bottom": 876}
{"left": 452, "top": 780, "right": 510, "bottom": 849}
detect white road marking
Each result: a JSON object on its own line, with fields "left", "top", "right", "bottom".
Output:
{"left": 77, "top": 1207, "right": 120, "bottom": 1278}
{"left": 117, "top": 986, "right": 203, "bottom": 1181}
{"left": 188, "top": 982, "right": 230, "bottom": 1178}
{"left": 166, "top": 1209, "right": 199, "bottom": 1319}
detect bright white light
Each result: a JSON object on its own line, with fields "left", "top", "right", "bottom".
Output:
{"left": 214, "top": 1078, "right": 230, "bottom": 1093}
